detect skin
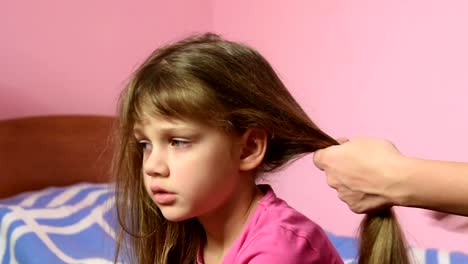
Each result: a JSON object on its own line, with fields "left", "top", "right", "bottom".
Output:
{"left": 134, "top": 114, "right": 267, "bottom": 263}
{"left": 313, "top": 137, "right": 468, "bottom": 218}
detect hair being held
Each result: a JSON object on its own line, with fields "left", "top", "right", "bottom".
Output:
{"left": 112, "top": 33, "right": 409, "bottom": 263}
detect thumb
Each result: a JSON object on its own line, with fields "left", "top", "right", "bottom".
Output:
{"left": 313, "top": 148, "right": 326, "bottom": 170}
{"left": 314, "top": 138, "right": 346, "bottom": 170}
{"left": 336, "top": 137, "right": 349, "bottom": 144}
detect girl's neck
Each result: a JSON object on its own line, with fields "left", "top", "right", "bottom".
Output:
{"left": 198, "top": 180, "right": 264, "bottom": 262}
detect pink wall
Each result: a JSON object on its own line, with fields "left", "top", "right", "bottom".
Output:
{"left": 213, "top": 1, "right": 468, "bottom": 253}
{"left": 2, "top": 0, "right": 467, "bottom": 254}
{"left": 0, "top": 0, "right": 212, "bottom": 119}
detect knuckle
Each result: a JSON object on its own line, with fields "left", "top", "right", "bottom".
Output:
{"left": 326, "top": 176, "right": 338, "bottom": 188}
{"left": 313, "top": 151, "right": 325, "bottom": 168}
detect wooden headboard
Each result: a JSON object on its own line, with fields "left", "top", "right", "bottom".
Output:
{"left": 0, "top": 115, "right": 115, "bottom": 198}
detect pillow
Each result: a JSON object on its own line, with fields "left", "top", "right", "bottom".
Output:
{"left": 0, "top": 183, "right": 116, "bottom": 264}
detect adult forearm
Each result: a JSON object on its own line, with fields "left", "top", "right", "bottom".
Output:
{"left": 394, "top": 157, "right": 468, "bottom": 216}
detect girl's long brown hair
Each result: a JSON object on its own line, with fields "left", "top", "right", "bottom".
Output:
{"left": 112, "top": 33, "right": 409, "bottom": 263}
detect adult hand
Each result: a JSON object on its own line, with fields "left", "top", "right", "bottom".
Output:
{"left": 313, "top": 137, "right": 407, "bottom": 213}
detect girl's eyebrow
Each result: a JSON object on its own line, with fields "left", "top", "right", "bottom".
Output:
{"left": 158, "top": 127, "right": 198, "bottom": 135}
{"left": 133, "top": 127, "right": 145, "bottom": 137}
{"left": 133, "top": 125, "right": 198, "bottom": 135}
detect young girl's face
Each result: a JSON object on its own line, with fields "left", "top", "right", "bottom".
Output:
{"left": 134, "top": 114, "right": 244, "bottom": 222}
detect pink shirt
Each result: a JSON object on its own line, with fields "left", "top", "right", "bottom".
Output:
{"left": 197, "top": 185, "right": 344, "bottom": 264}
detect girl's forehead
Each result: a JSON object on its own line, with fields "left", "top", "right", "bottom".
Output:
{"left": 133, "top": 114, "right": 206, "bottom": 131}
{"left": 135, "top": 114, "right": 184, "bottom": 127}
{"left": 132, "top": 113, "right": 236, "bottom": 140}
{"left": 133, "top": 98, "right": 204, "bottom": 124}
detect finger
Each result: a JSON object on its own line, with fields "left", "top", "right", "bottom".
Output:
{"left": 337, "top": 189, "right": 348, "bottom": 203}
{"left": 326, "top": 175, "right": 340, "bottom": 189}
{"left": 336, "top": 137, "right": 349, "bottom": 144}
{"left": 336, "top": 189, "right": 364, "bottom": 214}
{"left": 312, "top": 149, "right": 325, "bottom": 170}
{"left": 337, "top": 187, "right": 356, "bottom": 202}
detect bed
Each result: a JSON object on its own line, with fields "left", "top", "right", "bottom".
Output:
{"left": 0, "top": 115, "right": 466, "bottom": 264}
{"left": 0, "top": 115, "right": 116, "bottom": 264}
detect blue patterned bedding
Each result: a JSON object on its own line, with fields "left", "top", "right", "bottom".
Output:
{"left": 328, "top": 232, "right": 468, "bottom": 264}
{"left": 0, "top": 183, "right": 467, "bottom": 263}
{"left": 0, "top": 184, "right": 116, "bottom": 264}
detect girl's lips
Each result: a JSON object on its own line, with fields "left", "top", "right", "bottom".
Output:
{"left": 150, "top": 186, "right": 176, "bottom": 205}
{"left": 152, "top": 192, "right": 176, "bottom": 205}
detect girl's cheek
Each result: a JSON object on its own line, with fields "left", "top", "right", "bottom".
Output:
{"left": 169, "top": 155, "right": 197, "bottom": 174}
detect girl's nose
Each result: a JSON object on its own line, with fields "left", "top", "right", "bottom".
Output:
{"left": 143, "top": 150, "right": 169, "bottom": 177}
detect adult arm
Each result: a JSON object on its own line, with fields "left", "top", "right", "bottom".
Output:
{"left": 313, "top": 137, "right": 468, "bottom": 216}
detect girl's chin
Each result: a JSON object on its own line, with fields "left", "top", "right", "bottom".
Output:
{"left": 160, "top": 210, "right": 193, "bottom": 223}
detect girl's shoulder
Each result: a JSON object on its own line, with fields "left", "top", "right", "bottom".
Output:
{"left": 223, "top": 185, "right": 343, "bottom": 264}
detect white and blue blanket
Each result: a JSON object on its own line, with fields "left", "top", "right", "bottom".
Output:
{"left": 0, "top": 184, "right": 116, "bottom": 264}
{"left": 0, "top": 184, "right": 467, "bottom": 263}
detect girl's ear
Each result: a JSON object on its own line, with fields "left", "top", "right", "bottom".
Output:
{"left": 238, "top": 128, "right": 267, "bottom": 171}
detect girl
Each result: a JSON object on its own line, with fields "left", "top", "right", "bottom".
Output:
{"left": 112, "top": 33, "right": 408, "bottom": 264}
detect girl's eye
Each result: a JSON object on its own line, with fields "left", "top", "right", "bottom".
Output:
{"left": 170, "top": 139, "right": 191, "bottom": 148}
{"left": 138, "top": 141, "right": 152, "bottom": 151}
